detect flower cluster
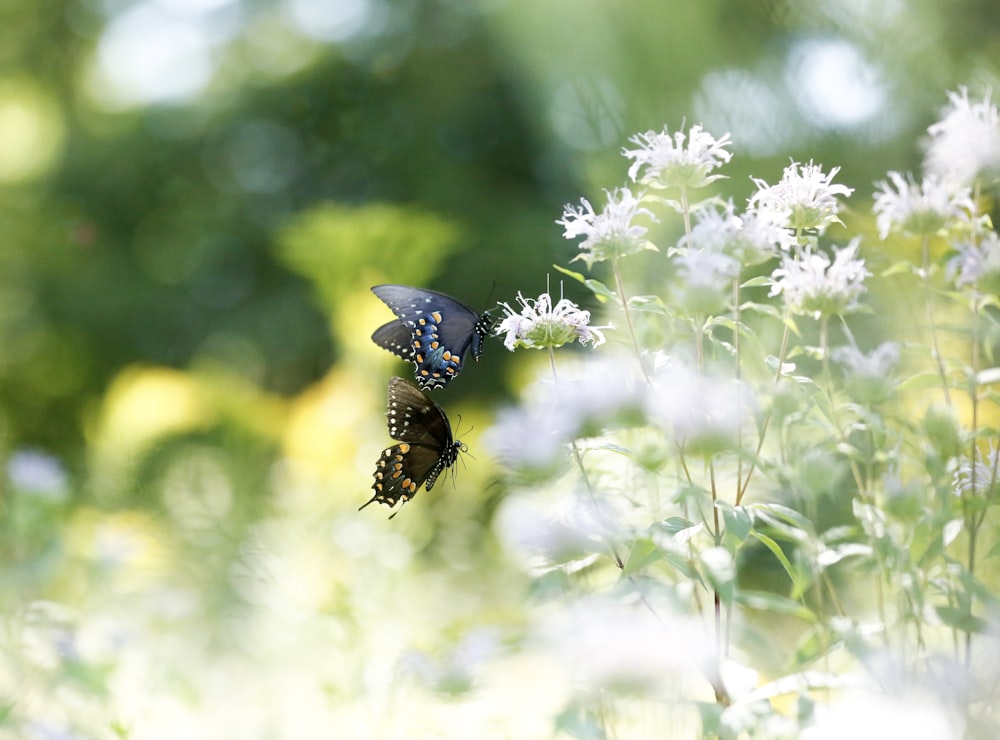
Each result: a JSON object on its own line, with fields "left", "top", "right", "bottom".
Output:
{"left": 872, "top": 171, "right": 974, "bottom": 239}
{"left": 557, "top": 187, "right": 656, "bottom": 267}
{"left": 947, "top": 231, "right": 1000, "bottom": 295}
{"left": 924, "top": 87, "right": 1000, "bottom": 186}
{"left": 769, "top": 238, "right": 869, "bottom": 319}
{"left": 749, "top": 160, "right": 854, "bottom": 237}
{"left": 495, "top": 292, "right": 608, "bottom": 351}
{"left": 623, "top": 124, "right": 733, "bottom": 191}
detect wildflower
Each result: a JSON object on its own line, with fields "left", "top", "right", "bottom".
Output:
{"left": 832, "top": 342, "right": 900, "bottom": 403}
{"left": 924, "top": 87, "right": 1000, "bottom": 186}
{"left": 749, "top": 160, "right": 854, "bottom": 236}
{"left": 672, "top": 247, "right": 741, "bottom": 315}
{"left": 680, "top": 199, "right": 789, "bottom": 263}
{"left": 872, "top": 171, "right": 975, "bottom": 239}
{"left": 7, "top": 449, "right": 68, "bottom": 501}
{"left": 644, "top": 363, "right": 751, "bottom": 454}
{"left": 623, "top": 123, "right": 733, "bottom": 190}
{"left": 954, "top": 442, "right": 1000, "bottom": 499}
{"left": 769, "top": 238, "right": 869, "bottom": 319}
{"left": 947, "top": 231, "right": 1000, "bottom": 295}
{"left": 557, "top": 187, "right": 656, "bottom": 267}
{"left": 495, "top": 292, "right": 608, "bottom": 351}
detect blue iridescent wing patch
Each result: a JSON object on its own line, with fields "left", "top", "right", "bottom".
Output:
{"left": 371, "top": 284, "right": 491, "bottom": 390}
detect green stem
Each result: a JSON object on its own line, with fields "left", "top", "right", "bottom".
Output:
{"left": 612, "top": 258, "right": 651, "bottom": 385}
{"left": 921, "top": 234, "right": 952, "bottom": 407}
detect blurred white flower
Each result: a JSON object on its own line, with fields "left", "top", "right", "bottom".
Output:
{"left": 557, "top": 186, "right": 656, "bottom": 267}
{"left": 7, "top": 449, "right": 68, "bottom": 501}
{"left": 623, "top": 123, "right": 733, "bottom": 190}
{"left": 749, "top": 160, "right": 854, "bottom": 236}
{"left": 483, "top": 354, "right": 643, "bottom": 470}
{"left": 645, "top": 363, "right": 751, "bottom": 453}
{"left": 872, "top": 171, "right": 975, "bottom": 239}
{"left": 953, "top": 442, "right": 1000, "bottom": 498}
{"left": 832, "top": 342, "right": 899, "bottom": 378}
{"left": 769, "top": 239, "right": 869, "bottom": 319}
{"left": 802, "top": 690, "right": 961, "bottom": 740}
{"left": 537, "top": 596, "right": 709, "bottom": 693}
{"left": 924, "top": 87, "right": 1000, "bottom": 186}
{"left": 681, "top": 199, "right": 790, "bottom": 262}
{"left": 672, "top": 247, "right": 741, "bottom": 315}
{"left": 495, "top": 292, "right": 609, "bottom": 351}
{"left": 947, "top": 231, "right": 1000, "bottom": 294}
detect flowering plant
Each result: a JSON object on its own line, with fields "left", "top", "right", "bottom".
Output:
{"left": 488, "top": 101, "right": 1000, "bottom": 737}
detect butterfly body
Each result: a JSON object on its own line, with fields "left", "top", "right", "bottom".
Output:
{"left": 371, "top": 284, "right": 491, "bottom": 390}
{"left": 361, "top": 377, "right": 462, "bottom": 515}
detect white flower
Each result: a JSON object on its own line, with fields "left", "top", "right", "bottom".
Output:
{"left": 8, "top": 449, "right": 68, "bottom": 501}
{"left": 872, "top": 171, "right": 975, "bottom": 239}
{"left": 769, "top": 238, "right": 869, "bottom": 319}
{"left": 644, "top": 363, "right": 751, "bottom": 453}
{"left": 680, "top": 199, "right": 789, "bottom": 262}
{"left": 924, "top": 87, "right": 1000, "bottom": 186}
{"left": 495, "top": 292, "right": 609, "bottom": 351}
{"left": 749, "top": 160, "right": 854, "bottom": 236}
{"left": 832, "top": 342, "right": 900, "bottom": 403}
{"left": 672, "top": 247, "right": 741, "bottom": 315}
{"left": 557, "top": 187, "right": 656, "bottom": 267}
{"left": 623, "top": 123, "right": 733, "bottom": 190}
{"left": 947, "top": 231, "right": 1000, "bottom": 294}
{"left": 953, "top": 443, "right": 1000, "bottom": 498}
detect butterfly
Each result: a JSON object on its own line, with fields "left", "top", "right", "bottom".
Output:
{"left": 360, "top": 376, "right": 463, "bottom": 517}
{"left": 371, "top": 284, "right": 492, "bottom": 390}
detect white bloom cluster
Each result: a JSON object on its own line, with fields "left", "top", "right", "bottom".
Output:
{"left": 749, "top": 160, "right": 854, "bottom": 236}
{"left": 947, "top": 231, "right": 1000, "bottom": 294}
{"left": 557, "top": 187, "right": 656, "bottom": 266}
{"left": 953, "top": 442, "right": 1000, "bottom": 498}
{"left": 623, "top": 123, "right": 733, "bottom": 190}
{"left": 872, "top": 171, "right": 974, "bottom": 239}
{"left": 769, "top": 238, "right": 869, "bottom": 319}
{"left": 495, "top": 292, "right": 608, "bottom": 351}
{"left": 681, "top": 199, "right": 789, "bottom": 262}
{"left": 925, "top": 87, "right": 1000, "bottom": 186}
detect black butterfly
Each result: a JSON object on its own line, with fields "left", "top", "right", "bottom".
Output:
{"left": 360, "top": 376, "right": 463, "bottom": 517}
{"left": 371, "top": 284, "right": 492, "bottom": 390}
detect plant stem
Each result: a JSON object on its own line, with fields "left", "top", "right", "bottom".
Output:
{"left": 612, "top": 257, "right": 651, "bottom": 385}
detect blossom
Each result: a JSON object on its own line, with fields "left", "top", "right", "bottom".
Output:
{"left": 623, "top": 123, "right": 733, "bottom": 190}
{"left": 924, "top": 87, "right": 1000, "bottom": 186}
{"left": 947, "top": 231, "right": 1000, "bottom": 295}
{"left": 953, "top": 442, "right": 1000, "bottom": 499}
{"left": 644, "top": 362, "right": 752, "bottom": 453}
{"left": 672, "top": 247, "right": 741, "bottom": 315}
{"left": 680, "top": 198, "right": 790, "bottom": 262}
{"left": 557, "top": 187, "right": 656, "bottom": 267}
{"left": 749, "top": 160, "right": 854, "bottom": 236}
{"left": 769, "top": 238, "right": 869, "bottom": 319}
{"left": 495, "top": 292, "right": 609, "bottom": 351}
{"left": 872, "top": 171, "right": 975, "bottom": 239}
{"left": 832, "top": 342, "right": 900, "bottom": 403}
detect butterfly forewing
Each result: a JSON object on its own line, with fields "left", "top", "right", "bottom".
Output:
{"left": 371, "top": 284, "right": 491, "bottom": 389}
{"left": 360, "top": 377, "right": 462, "bottom": 515}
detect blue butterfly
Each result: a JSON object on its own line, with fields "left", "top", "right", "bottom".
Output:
{"left": 371, "top": 284, "right": 491, "bottom": 390}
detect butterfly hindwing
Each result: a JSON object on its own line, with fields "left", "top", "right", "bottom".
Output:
{"left": 371, "top": 284, "right": 491, "bottom": 389}
{"left": 360, "top": 377, "right": 462, "bottom": 516}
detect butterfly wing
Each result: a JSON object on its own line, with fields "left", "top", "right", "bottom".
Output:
{"left": 360, "top": 377, "right": 461, "bottom": 514}
{"left": 371, "top": 284, "right": 491, "bottom": 389}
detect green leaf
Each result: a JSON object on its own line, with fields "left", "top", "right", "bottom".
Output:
{"left": 621, "top": 537, "right": 662, "bottom": 577}
{"left": 935, "top": 606, "right": 989, "bottom": 634}
{"left": 749, "top": 530, "right": 800, "bottom": 590}
{"left": 718, "top": 501, "right": 752, "bottom": 545}
{"left": 699, "top": 547, "right": 736, "bottom": 606}
{"left": 735, "top": 591, "right": 817, "bottom": 622}
{"left": 552, "top": 264, "right": 616, "bottom": 303}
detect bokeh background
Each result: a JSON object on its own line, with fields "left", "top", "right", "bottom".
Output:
{"left": 1, "top": 0, "right": 998, "bottom": 737}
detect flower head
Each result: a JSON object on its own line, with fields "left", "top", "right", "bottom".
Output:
{"left": 947, "top": 231, "right": 1000, "bottom": 295}
{"left": 749, "top": 160, "right": 854, "bottom": 237}
{"left": 769, "top": 238, "right": 869, "bottom": 319}
{"left": 671, "top": 247, "right": 741, "bottom": 315}
{"left": 681, "top": 198, "right": 790, "bottom": 262}
{"left": 623, "top": 124, "right": 733, "bottom": 190}
{"left": 495, "top": 292, "right": 608, "bottom": 351}
{"left": 954, "top": 442, "right": 1000, "bottom": 499}
{"left": 557, "top": 187, "right": 656, "bottom": 267}
{"left": 832, "top": 342, "right": 900, "bottom": 403}
{"left": 925, "top": 87, "right": 1000, "bottom": 186}
{"left": 872, "top": 171, "right": 975, "bottom": 239}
